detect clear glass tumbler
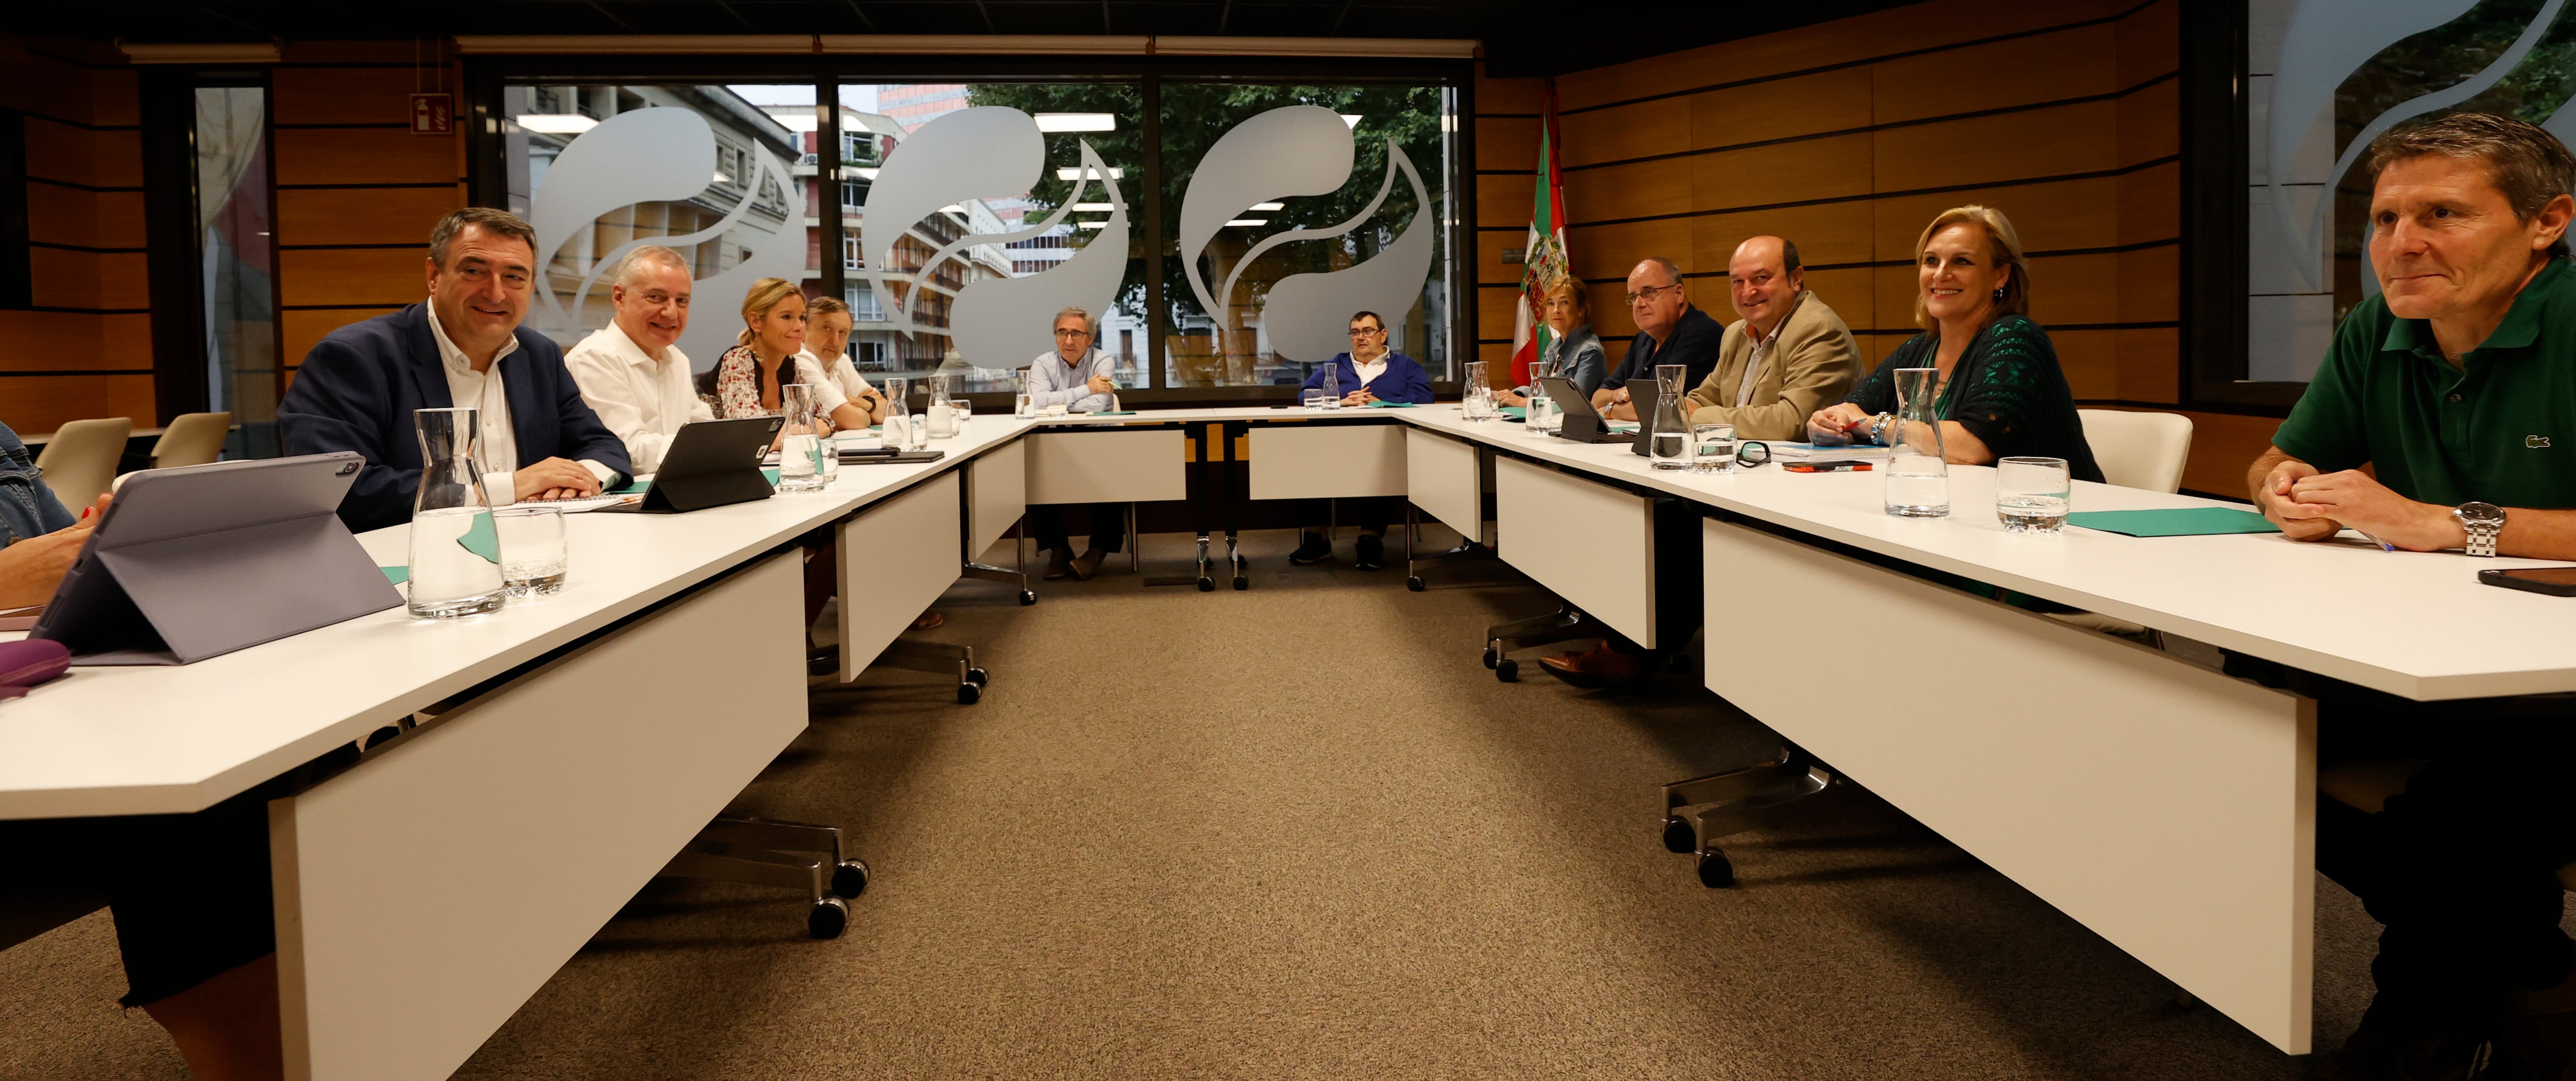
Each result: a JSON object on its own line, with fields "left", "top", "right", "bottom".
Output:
{"left": 1995, "top": 456, "right": 2073, "bottom": 533}
{"left": 1691, "top": 422, "right": 1736, "bottom": 473}
{"left": 1302, "top": 389, "right": 1328, "bottom": 410}
{"left": 493, "top": 505, "right": 568, "bottom": 597}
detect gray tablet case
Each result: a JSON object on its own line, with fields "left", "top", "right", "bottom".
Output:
{"left": 597, "top": 416, "right": 783, "bottom": 514}
{"left": 1542, "top": 377, "right": 1630, "bottom": 444}
{"left": 30, "top": 452, "right": 402, "bottom": 665}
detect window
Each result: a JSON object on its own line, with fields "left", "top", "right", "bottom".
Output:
{"left": 842, "top": 235, "right": 860, "bottom": 271}
{"left": 195, "top": 85, "right": 279, "bottom": 456}
{"left": 841, "top": 181, "right": 862, "bottom": 212}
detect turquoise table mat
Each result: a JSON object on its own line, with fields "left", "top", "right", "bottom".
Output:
{"left": 2066, "top": 507, "right": 2281, "bottom": 538}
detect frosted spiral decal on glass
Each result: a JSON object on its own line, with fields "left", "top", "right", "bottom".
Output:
{"left": 860, "top": 106, "right": 1129, "bottom": 365}
{"left": 522, "top": 106, "right": 805, "bottom": 370}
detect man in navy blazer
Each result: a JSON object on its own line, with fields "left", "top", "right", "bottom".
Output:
{"left": 1289, "top": 310, "right": 1434, "bottom": 570}
{"left": 281, "top": 208, "right": 632, "bottom": 532}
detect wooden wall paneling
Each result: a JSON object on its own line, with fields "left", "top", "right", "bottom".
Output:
{"left": 278, "top": 187, "right": 459, "bottom": 248}
{"left": 283, "top": 308, "right": 402, "bottom": 369}
{"left": 1693, "top": 201, "right": 1877, "bottom": 274}
{"left": 2117, "top": 78, "right": 2182, "bottom": 168}
{"left": 2051, "top": 328, "right": 2120, "bottom": 399}
{"left": 274, "top": 67, "right": 423, "bottom": 126}
{"left": 1476, "top": 286, "right": 1522, "bottom": 344}
{"left": 1564, "top": 218, "right": 1692, "bottom": 281}
{"left": 2025, "top": 251, "right": 2120, "bottom": 328}
{"left": 1474, "top": 74, "right": 1546, "bottom": 115}
{"left": 1474, "top": 116, "right": 1538, "bottom": 172}
{"left": 1563, "top": 158, "right": 1691, "bottom": 224}
{"left": 1859, "top": 330, "right": 1914, "bottom": 363}
{"left": 2116, "top": 0, "right": 2184, "bottom": 88}
{"left": 1690, "top": 133, "right": 1873, "bottom": 215}
{"left": 1872, "top": 100, "right": 2118, "bottom": 193}
{"left": 2118, "top": 161, "right": 2184, "bottom": 246}
{"left": 0, "top": 311, "right": 147, "bottom": 370}
{"left": 23, "top": 119, "right": 142, "bottom": 190}
{"left": 4, "top": 375, "right": 157, "bottom": 434}
{"left": 2115, "top": 327, "right": 2182, "bottom": 404}
{"left": 1588, "top": 281, "right": 1639, "bottom": 340}
{"left": 1687, "top": 68, "right": 1873, "bottom": 152}
{"left": 2117, "top": 245, "right": 2182, "bottom": 324}
{"left": 1794, "top": 267, "right": 1878, "bottom": 333}
{"left": 26, "top": 186, "right": 147, "bottom": 249}
{"left": 280, "top": 250, "right": 429, "bottom": 308}
{"left": 1872, "top": 264, "right": 1919, "bottom": 338}
{"left": 1601, "top": 337, "right": 1628, "bottom": 369}
{"left": 1870, "top": 24, "right": 2118, "bottom": 126}
{"left": 1871, "top": 176, "right": 2123, "bottom": 261}
{"left": 1557, "top": 99, "right": 1687, "bottom": 169}
{"left": 274, "top": 128, "right": 456, "bottom": 186}
{"left": 28, "top": 249, "right": 145, "bottom": 312}
{"left": 1475, "top": 230, "right": 1526, "bottom": 286}
{"left": 1477, "top": 174, "right": 1535, "bottom": 229}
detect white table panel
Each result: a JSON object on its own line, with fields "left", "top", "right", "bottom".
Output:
{"left": 839, "top": 471, "right": 962, "bottom": 681}
{"left": 1247, "top": 424, "right": 1408, "bottom": 501}
{"left": 965, "top": 437, "right": 1026, "bottom": 556}
{"left": 1705, "top": 520, "right": 2316, "bottom": 1052}
{"left": 1495, "top": 456, "right": 1657, "bottom": 646}
{"left": 273, "top": 552, "right": 807, "bottom": 1081}
{"left": 1025, "top": 429, "right": 1188, "bottom": 505}
{"left": 1405, "top": 427, "right": 1484, "bottom": 542}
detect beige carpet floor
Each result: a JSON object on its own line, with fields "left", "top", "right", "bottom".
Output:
{"left": 2, "top": 528, "right": 2401, "bottom": 1079}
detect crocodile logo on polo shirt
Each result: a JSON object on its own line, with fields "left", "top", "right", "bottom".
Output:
{"left": 2530, "top": 436, "right": 2553, "bottom": 449}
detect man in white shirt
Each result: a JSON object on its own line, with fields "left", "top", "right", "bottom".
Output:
{"left": 281, "top": 208, "right": 631, "bottom": 531}
{"left": 796, "top": 296, "right": 888, "bottom": 427}
{"left": 1026, "top": 306, "right": 1126, "bottom": 580}
{"left": 565, "top": 246, "right": 713, "bottom": 475}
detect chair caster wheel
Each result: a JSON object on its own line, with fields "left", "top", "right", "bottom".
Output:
{"left": 1496, "top": 658, "right": 1519, "bottom": 682}
{"left": 966, "top": 667, "right": 989, "bottom": 687}
{"left": 1197, "top": 577, "right": 1214, "bottom": 592}
{"left": 957, "top": 682, "right": 981, "bottom": 705}
{"left": 1406, "top": 576, "right": 1426, "bottom": 592}
{"left": 808, "top": 897, "right": 850, "bottom": 939}
{"left": 1696, "top": 849, "right": 1736, "bottom": 888}
{"left": 1018, "top": 590, "right": 1037, "bottom": 606}
{"left": 1662, "top": 816, "right": 1696, "bottom": 854}
{"left": 1232, "top": 575, "right": 1248, "bottom": 591}
{"left": 831, "top": 859, "right": 870, "bottom": 899}
{"left": 1482, "top": 646, "right": 1499, "bottom": 670}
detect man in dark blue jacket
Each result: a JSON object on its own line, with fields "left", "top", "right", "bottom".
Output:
{"left": 281, "top": 208, "right": 631, "bottom": 533}
{"left": 1290, "top": 310, "right": 1435, "bottom": 570}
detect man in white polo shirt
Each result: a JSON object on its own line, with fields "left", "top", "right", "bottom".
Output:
{"left": 566, "top": 245, "right": 714, "bottom": 474}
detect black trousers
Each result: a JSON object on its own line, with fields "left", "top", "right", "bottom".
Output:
{"left": 2260, "top": 660, "right": 2576, "bottom": 1026}
{"left": 1295, "top": 496, "right": 1399, "bottom": 537}
{"left": 1030, "top": 502, "right": 1126, "bottom": 555}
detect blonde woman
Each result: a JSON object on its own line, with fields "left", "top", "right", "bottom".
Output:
{"left": 1806, "top": 205, "right": 2102, "bottom": 481}
{"left": 1499, "top": 277, "right": 1606, "bottom": 407}
{"left": 699, "top": 278, "right": 870, "bottom": 431}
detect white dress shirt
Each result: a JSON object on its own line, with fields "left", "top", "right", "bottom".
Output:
{"left": 1026, "top": 348, "right": 1117, "bottom": 413}
{"left": 796, "top": 348, "right": 878, "bottom": 408}
{"left": 426, "top": 301, "right": 617, "bottom": 502}
{"left": 566, "top": 319, "right": 714, "bottom": 474}
{"left": 1350, "top": 350, "right": 1390, "bottom": 392}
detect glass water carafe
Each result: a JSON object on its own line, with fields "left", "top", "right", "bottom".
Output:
{"left": 926, "top": 373, "right": 957, "bottom": 438}
{"left": 1649, "top": 364, "right": 1691, "bottom": 469}
{"left": 1319, "top": 364, "right": 1341, "bottom": 409}
{"left": 407, "top": 406, "right": 506, "bottom": 619}
{"left": 777, "top": 384, "right": 827, "bottom": 493}
{"left": 883, "top": 378, "right": 912, "bottom": 450}
{"left": 1884, "top": 367, "right": 1951, "bottom": 518}
{"left": 1526, "top": 358, "right": 1558, "bottom": 435}
{"left": 1013, "top": 369, "right": 1033, "bottom": 418}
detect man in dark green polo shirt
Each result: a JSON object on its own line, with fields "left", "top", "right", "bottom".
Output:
{"left": 2251, "top": 113, "right": 2576, "bottom": 1081}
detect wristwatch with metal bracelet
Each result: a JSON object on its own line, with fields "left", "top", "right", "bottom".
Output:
{"left": 2455, "top": 501, "right": 2506, "bottom": 557}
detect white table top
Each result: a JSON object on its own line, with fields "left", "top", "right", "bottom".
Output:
{"left": 0, "top": 417, "right": 1036, "bottom": 820}
{"left": 8, "top": 403, "right": 2567, "bottom": 820}
{"left": 1395, "top": 407, "right": 2576, "bottom": 703}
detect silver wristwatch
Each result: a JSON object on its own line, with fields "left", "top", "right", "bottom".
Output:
{"left": 2454, "top": 502, "right": 2506, "bottom": 557}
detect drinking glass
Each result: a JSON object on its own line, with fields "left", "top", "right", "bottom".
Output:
{"left": 493, "top": 505, "right": 568, "bottom": 597}
{"left": 954, "top": 398, "right": 973, "bottom": 428}
{"left": 406, "top": 406, "right": 505, "bottom": 619}
{"left": 1995, "top": 456, "right": 2072, "bottom": 533}
{"left": 1302, "top": 388, "right": 1329, "bottom": 410}
{"left": 776, "top": 384, "right": 827, "bottom": 493}
{"left": 1690, "top": 422, "right": 1736, "bottom": 474}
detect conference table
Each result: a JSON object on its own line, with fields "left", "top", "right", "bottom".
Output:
{"left": 4, "top": 402, "right": 2569, "bottom": 1074}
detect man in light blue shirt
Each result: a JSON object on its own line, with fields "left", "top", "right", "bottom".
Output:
{"left": 1026, "top": 306, "right": 1127, "bottom": 580}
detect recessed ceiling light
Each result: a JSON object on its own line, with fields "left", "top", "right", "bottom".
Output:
{"left": 516, "top": 113, "right": 597, "bottom": 133}
{"left": 1035, "top": 113, "right": 1116, "bottom": 132}
{"left": 1056, "top": 167, "right": 1126, "bottom": 180}
{"left": 1225, "top": 219, "right": 1267, "bottom": 227}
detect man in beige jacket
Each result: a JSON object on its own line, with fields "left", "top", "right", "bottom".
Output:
{"left": 1680, "top": 235, "right": 1862, "bottom": 440}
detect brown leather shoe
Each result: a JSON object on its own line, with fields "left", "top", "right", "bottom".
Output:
{"left": 1538, "top": 641, "right": 1644, "bottom": 689}
{"left": 911, "top": 611, "right": 945, "bottom": 631}
{"left": 1043, "top": 548, "right": 1074, "bottom": 580}
{"left": 1070, "top": 548, "right": 1106, "bottom": 581}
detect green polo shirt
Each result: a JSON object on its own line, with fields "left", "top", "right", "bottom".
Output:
{"left": 2273, "top": 256, "right": 2576, "bottom": 509}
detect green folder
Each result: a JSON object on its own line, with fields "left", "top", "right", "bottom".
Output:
{"left": 458, "top": 511, "right": 501, "bottom": 562}
{"left": 1365, "top": 401, "right": 1418, "bottom": 408}
{"left": 2066, "top": 508, "right": 2281, "bottom": 538}
{"left": 381, "top": 566, "right": 410, "bottom": 585}
{"left": 1500, "top": 406, "right": 1528, "bottom": 420}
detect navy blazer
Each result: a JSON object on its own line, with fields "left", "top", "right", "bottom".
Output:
{"left": 1602, "top": 303, "right": 1725, "bottom": 394}
{"left": 280, "top": 303, "right": 632, "bottom": 532}
{"left": 1299, "top": 351, "right": 1435, "bottom": 404}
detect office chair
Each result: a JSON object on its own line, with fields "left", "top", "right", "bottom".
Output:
{"left": 2054, "top": 409, "right": 2197, "bottom": 646}
{"left": 150, "top": 411, "right": 232, "bottom": 468}
{"left": 33, "top": 417, "right": 131, "bottom": 511}
{"left": 659, "top": 818, "right": 871, "bottom": 939}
